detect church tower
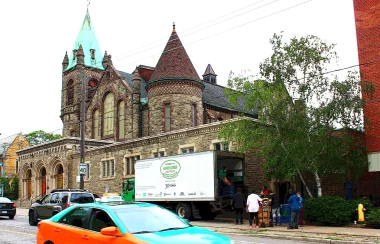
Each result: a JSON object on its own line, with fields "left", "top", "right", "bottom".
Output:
{"left": 60, "top": 10, "right": 105, "bottom": 137}
{"left": 146, "top": 24, "right": 204, "bottom": 135}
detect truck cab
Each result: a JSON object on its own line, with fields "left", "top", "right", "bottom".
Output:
{"left": 122, "top": 178, "right": 135, "bottom": 201}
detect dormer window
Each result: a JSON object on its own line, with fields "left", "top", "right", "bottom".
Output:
{"left": 90, "top": 49, "right": 95, "bottom": 59}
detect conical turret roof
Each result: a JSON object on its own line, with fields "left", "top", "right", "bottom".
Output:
{"left": 150, "top": 24, "right": 200, "bottom": 81}
{"left": 203, "top": 64, "right": 216, "bottom": 76}
{"left": 65, "top": 10, "right": 104, "bottom": 71}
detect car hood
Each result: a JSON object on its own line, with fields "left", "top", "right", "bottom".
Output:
{"left": 134, "top": 226, "right": 230, "bottom": 244}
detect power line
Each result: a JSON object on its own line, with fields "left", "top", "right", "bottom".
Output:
{"left": 109, "top": 0, "right": 274, "bottom": 59}
{"left": 65, "top": 0, "right": 312, "bottom": 71}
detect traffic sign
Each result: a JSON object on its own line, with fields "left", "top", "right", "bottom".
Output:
{"left": 79, "top": 163, "right": 87, "bottom": 175}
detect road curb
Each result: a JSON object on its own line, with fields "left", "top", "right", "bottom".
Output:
{"left": 226, "top": 232, "right": 376, "bottom": 244}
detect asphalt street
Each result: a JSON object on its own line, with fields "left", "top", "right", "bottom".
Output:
{"left": 0, "top": 215, "right": 310, "bottom": 244}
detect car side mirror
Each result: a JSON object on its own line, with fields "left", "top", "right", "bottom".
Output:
{"left": 36, "top": 200, "right": 42, "bottom": 204}
{"left": 100, "top": 227, "right": 122, "bottom": 237}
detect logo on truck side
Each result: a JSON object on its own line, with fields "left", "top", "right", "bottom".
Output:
{"left": 160, "top": 160, "right": 181, "bottom": 179}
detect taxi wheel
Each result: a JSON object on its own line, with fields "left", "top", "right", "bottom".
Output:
{"left": 29, "top": 210, "right": 37, "bottom": 226}
{"left": 176, "top": 203, "right": 191, "bottom": 220}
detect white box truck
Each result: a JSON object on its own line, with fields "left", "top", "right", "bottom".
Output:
{"left": 121, "top": 151, "right": 246, "bottom": 220}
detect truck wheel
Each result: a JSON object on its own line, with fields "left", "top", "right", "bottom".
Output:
{"left": 199, "top": 207, "right": 217, "bottom": 220}
{"left": 176, "top": 203, "right": 191, "bottom": 219}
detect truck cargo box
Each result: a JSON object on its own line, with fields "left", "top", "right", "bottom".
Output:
{"left": 135, "top": 151, "right": 216, "bottom": 202}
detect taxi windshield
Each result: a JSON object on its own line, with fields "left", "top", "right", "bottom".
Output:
{"left": 114, "top": 205, "right": 190, "bottom": 234}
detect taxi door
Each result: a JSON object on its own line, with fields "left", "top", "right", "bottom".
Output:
{"left": 50, "top": 207, "right": 91, "bottom": 244}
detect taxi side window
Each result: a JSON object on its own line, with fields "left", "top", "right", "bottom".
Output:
{"left": 50, "top": 193, "right": 59, "bottom": 204}
{"left": 89, "top": 209, "right": 116, "bottom": 232}
{"left": 58, "top": 207, "right": 90, "bottom": 228}
{"left": 41, "top": 194, "right": 51, "bottom": 204}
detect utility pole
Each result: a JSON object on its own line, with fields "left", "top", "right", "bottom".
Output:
{"left": 79, "top": 67, "right": 86, "bottom": 190}
{"left": 1, "top": 142, "right": 10, "bottom": 177}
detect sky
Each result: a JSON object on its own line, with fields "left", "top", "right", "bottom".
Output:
{"left": 0, "top": 0, "right": 359, "bottom": 140}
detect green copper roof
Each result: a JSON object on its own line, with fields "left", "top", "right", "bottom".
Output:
{"left": 65, "top": 10, "right": 104, "bottom": 71}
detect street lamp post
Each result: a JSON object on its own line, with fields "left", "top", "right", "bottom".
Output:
{"left": 79, "top": 67, "right": 87, "bottom": 190}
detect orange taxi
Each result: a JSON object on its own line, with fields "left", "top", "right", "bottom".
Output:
{"left": 36, "top": 201, "right": 231, "bottom": 244}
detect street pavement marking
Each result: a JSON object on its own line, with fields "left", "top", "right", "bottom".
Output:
{"left": 0, "top": 228, "right": 35, "bottom": 237}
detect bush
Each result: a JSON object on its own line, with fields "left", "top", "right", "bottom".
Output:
{"left": 366, "top": 208, "right": 380, "bottom": 229}
{"left": 0, "top": 176, "right": 19, "bottom": 200}
{"left": 304, "top": 196, "right": 352, "bottom": 226}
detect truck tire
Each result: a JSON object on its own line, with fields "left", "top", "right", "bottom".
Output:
{"left": 176, "top": 203, "right": 192, "bottom": 219}
{"left": 199, "top": 207, "right": 218, "bottom": 220}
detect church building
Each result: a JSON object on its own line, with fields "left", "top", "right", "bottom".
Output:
{"left": 16, "top": 10, "right": 265, "bottom": 205}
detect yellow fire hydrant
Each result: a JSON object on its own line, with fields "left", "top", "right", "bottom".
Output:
{"left": 357, "top": 203, "right": 366, "bottom": 222}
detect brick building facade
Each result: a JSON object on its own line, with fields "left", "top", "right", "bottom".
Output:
{"left": 353, "top": 0, "right": 380, "bottom": 200}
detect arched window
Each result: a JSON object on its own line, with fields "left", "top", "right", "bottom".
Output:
{"left": 93, "top": 109, "right": 99, "bottom": 139}
{"left": 103, "top": 93, "right": 114, "bottom": 136}
{"left": 118, "top": 101, "right": 125, "bottom": 139}
{"left": 67, "top": 80, "right": 74, "bottom": 105}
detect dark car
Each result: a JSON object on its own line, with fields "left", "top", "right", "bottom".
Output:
{"left": 29, "top": 189, "right": 98, "bottom": 226}
{"left": 0, "top": 197, "right": 16, "bottom": 219}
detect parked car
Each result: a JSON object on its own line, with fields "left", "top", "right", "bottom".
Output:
{"left": 36, "top": 201, "right": 231, "bottom": 244}
{"left": 0, "top": 197, "right": 16, "bottom": 219}
{"left": 29, "top": 189, "right": 99, "bottom": 226}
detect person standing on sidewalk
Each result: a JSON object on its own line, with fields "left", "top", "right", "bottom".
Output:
{"left": 246, "top": 189, "right": 262, "bottom": 229}
{"left": 287, "top": 191, "right": 302, "bottom": 229}
{"left": 232, "top": 187, "right": 245, "bottom": 225}
{"left": 268, "top": 190, "right": 280, "bottom": 226}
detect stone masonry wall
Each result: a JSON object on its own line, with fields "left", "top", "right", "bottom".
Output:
{"left": 69, "top": 122, "right": 269, "bottom": 196}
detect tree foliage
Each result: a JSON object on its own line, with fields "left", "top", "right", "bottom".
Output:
{"left": 24, "top": 130, "right": 62, "bottom": 146}
{"left": 220, "top": 33, "right": 374, "bottom": 197}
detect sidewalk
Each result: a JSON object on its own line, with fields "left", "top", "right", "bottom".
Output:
{"left": 16, "top": 208, "right": 378, "bottom": 243}
{"left": 190, "top": 218, "right": 380, "bottom": 243}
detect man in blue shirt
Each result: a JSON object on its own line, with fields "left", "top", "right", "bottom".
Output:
{"left": 287, "top": 191, "right": 302, "bottom": 229}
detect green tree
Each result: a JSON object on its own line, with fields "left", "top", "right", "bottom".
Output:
{"left": 220, "top": 33, "right": 374, "bottom": 197}
{"left": 24, "top": 130, "right": 62, "bottom": 146}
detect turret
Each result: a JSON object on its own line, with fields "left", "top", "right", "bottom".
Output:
{"left": 146, "top": 24, "right": 204, "bottom": 135}
{"left": 77, "top": 44, "right": 85, "bottom": 67}
{"left": 202, "top": 64, "right": 217, "bottom": 84}
{"left": 62, "top": 51, "right": 69, "bottom": 71}
{"left": 132, "top": 69, "right": 141, "bottom": 138}
{"left": 102, "top": 51, "right": 108, "bottom": 68}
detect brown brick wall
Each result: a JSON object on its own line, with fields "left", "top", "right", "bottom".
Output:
{"left": 354, "top": 0, "right": 380, "bottom": 152}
